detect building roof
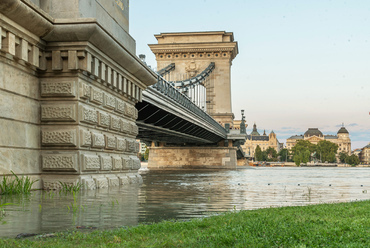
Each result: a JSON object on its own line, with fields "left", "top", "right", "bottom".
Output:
{"left": 287, "top": 135, "right": 304, "bottom": 140}
{"left": 324, "top": 135, "right": 338, "bottom": 139}
{"left": 304, "top": 128, "right": 323, "bottom": 137}
{"left": 337, "top": 127, "right": 349, "bottom": 134}
{"left": 247, "top": 135, "right": 269, "bottom": 141}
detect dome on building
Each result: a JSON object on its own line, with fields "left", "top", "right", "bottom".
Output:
{"left": 337, "top": 126, "right": 349, "bottom": 134}
{"left": 304, "top": 128, "right": 323, "bottom": 137}
{"left": 250, "top": 123, "right": 260, "bottom": 136}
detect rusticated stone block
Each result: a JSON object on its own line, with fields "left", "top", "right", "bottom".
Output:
{"left": 104, "top": 94, "right": 116, "bottom": 109}
{"left": 94, "top": 177, "right": 108, "bottom": 188}
{"left": 42, "top": 129, "right": 77, "bottom": 147}
{"left": 110, "top": 116, "right": 121, "bottom": 131}
{"left": 41, "top": 104, "right": 77, "bottom": 122}
{"left": 98, "top": 112, "right": 110, "bottom": 127}
{"left": 117, "top": 138, "right": 127, "bottom": 151}
{"left": 80, "top": 129, "right": 92, "bottom": 147}
{"left": 134, "top": 141, "right": 140, "bottom": 153}
{"left": 82, "top": 178, "right": 96, "bottom": 190}
{"left": 128, "top": 175, "right": 138, "bottom": 184}
{"left": 120, "top": 120, "right": 130, "bottom": 134}
{"left": 105, "top": 135, "right": 117, "bottom": 150}
{"left": 106, "top": 175, "right": 119, "bottom": 187}
{"left": 127, "top": 139, "right": 136, "bottom": 152}
{"left": 112, "top": 157, "right": 122, "bottom": 170}
{"left": 41, "top": 81, "right": 76, "bottom": 97}
{"left": 131, "top": 156, "right": 141, "bottom": 170}
{"left": 119, "top": 176, "right": 130, "bottom": 185}
{"left": 137, "top": 175, "right": 143, "bottom": 184}
{"left": 82, "top": 154, "right": 101, "bottom": 171}
{"left": 122, "top": 156, "right": 131, "bottom": 170}
{"left": 101, "top": 156, "right": 113, "bottom": 170}
{"left": 80, "top": 106, "right": 98, "bottom": 124}
{"left": 125, "top": 103, "right": 135, "bottom": 118}
{"left": 42, "top": 153, "right": 78, "bottom": 172}
{"left": 79, "top": 82, "right": 90, "bottom": 100}
{"left": 91, "top": 132, "right": 105, "bottom": 148}
{"left": 91, "top": 87, "right": 104, "bottom": 105}
{"left": 116, "top": 100, "right": 125, "bottom": 114}
{"left": 43, "top": 179, "right": 78, "bottom": 190}
{"left": 131, "top": 125, "right": 139, "bottom": 136}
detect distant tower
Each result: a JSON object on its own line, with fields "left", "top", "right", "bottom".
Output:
{"left": 337, "top": 125, "right": 351, "bottom": 154}
{"left": 149, "top": 31, "right": 238, "bottom": 126}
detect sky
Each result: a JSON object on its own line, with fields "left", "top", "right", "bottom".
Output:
{"left": 129, "top": 0, "right": 370, "bottom": 149}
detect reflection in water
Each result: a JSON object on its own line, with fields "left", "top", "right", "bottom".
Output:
{"left": 0, "top": 167, "right": 370, "bottom": 237}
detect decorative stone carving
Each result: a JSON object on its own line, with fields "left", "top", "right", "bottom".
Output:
{"left": 130, "top": 123, "right": 139, "bottom": 135}
{"left": 82, "top": 154, "right": 101, "bottom": 170}
{"left": 79, "top": 82, "right": 91, "bottom": 100}
{"left": 80, "top": 129, "right": 92, "bottom": 147}
{"left": 104, "top": 94, "right": 116, "bottom": 109}
{"left": 105, "top": 135, "right": 117, "bottom": 150}
{"left": 91, "top": 87, "right": 104, "bottom": 105}
{"left": 91, "top": 132, "right": 105, "bottom": 148}
{"left": 185, "top": 61, "right": 200, "bottom": 77}
{"left": 100, "top": 156, "right": 113, "bottom": 170}
{"left": 41, "top": 81, "right": 75, "bottom": 97}
{"left": 42, "top": 129, "right": 77, "bottom": 147}
{"left": 117, "top": 138, "right": 127, "bottom": 151}
{"left": 42, "top": 154, "right": 78, "bottom": 172}
{"left": 98, "top": 112, "right": 110, "bottom": 127}
{"left": 116, "top": 100, "right": 125, "bottom": 114}
{"left": 41, "top": 104, "right": 76, "bottom": 122}
{"left": 110, "top": 116, "right": 121, "bottom": 131}
{"left": 112, "top": 157, "right": 122, "bottom": 170}
{"left": 80, "top": 106, "right": 98, "bottom": 124}
{"left": 43, "top": 179, "right": 77, "bottom": 190}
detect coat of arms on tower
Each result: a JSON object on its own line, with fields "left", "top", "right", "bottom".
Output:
{"left": 185, "top": 61, "right": 199, "bottom": 77}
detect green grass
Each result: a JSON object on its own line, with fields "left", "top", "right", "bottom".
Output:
{"left": 1, "top": 200, "right": 370, "bottom": 247}
{"left": 0, "top": 171, "right": 38, "bottom": 195}
{"left": 58, "top": 181, "right": 82, "bottom": 194}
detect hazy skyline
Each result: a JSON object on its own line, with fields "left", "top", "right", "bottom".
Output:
{"left": 130, "top": 0, "right": 369, "bottom": 149}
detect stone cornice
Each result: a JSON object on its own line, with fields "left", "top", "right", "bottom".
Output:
{"left": 149, "top": 42, "right": 238, "bottom": 61}
{"left": 0, "top": 0, "right": 54, "bottom": 37}
{"left": 43, "top": 21, "right": 157, "bottom": 87}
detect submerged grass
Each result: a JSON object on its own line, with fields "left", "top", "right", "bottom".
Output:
{"left": 0, "top": 171, "right": 38, "bottom": 195}
{"left": 58, "top": 182, "right": 82, "bottom": 194}
{"left": 2, "top": 200, "right": 370, "bottom": 247}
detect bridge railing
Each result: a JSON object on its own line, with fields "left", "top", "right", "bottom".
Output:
{"left": 151, "top": 74, "right": 226, "bottom": 135}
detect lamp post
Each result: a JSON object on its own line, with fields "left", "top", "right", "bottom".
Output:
{"left": 240, "top": 109, "right": 246, "bottom": 134}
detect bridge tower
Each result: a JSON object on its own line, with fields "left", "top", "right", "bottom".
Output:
{"left": 149, "top": 32, "right": 238, "bottom": 126}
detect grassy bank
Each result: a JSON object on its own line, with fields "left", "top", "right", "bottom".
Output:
{"left": 1, "top": 200, "right": 370, "bottom": 247}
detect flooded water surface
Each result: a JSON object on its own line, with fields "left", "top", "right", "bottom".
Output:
{"left": 1, "top": 167, "right": 370, "bottom": 237}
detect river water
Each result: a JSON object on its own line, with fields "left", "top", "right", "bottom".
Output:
{"left": 0, "top": 167, "right": 369, "bottom": 237}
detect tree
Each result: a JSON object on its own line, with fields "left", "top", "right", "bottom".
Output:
{"left": 255, "top": 145, "right": 263, "bottom": 161}
{"left": 338, "top": 152, "right": 348, "bottom": 163}
{"left": 265, "top": 147, "right": 278, "bottom": 161}
{"left": 291, "top": 140, "right": 314, "bottom": 166}
{"left": 143, "top": 146, "right": 149, "bottom": 161}
{"left": 278, "top": 148, "right": 290, "bottom": 162}
{"left": 315, "top": 140, "right": 338, "bottom": 163}
{"left": 345, "top": 154, "right": 360, "bottom": 166}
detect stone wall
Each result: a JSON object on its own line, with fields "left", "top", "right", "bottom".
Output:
{"left": 148, "top": 147, "right": 237, "bottom": 169}
{"left": 0, "top": 0, "right": 156, "bottom": 189}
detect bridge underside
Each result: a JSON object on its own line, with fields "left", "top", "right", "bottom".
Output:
{"left": 136, "top": 93, "right": 225, "bottom": 145}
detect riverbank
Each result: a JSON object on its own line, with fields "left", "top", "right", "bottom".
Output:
{"left": 1, "top": 200, "right": 370, "bottom": 247}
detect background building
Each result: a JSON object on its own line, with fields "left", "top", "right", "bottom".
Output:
{"left": 241, "top": 123, "right": 282, "bottom": 158}
{"left": 359, "top": 144, "right": 370, "bottom": 164}
{"left": 286, "top": 126, "right": 351, "bottom": 154}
